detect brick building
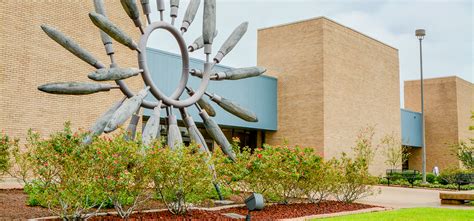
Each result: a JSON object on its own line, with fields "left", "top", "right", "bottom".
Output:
{"left": 1, "top": 0, "right": 144, "bottom": 140}
{"left": 258, "top": 17, "right": 401, "bottom": 175}
{"left": 404, "top": 76, "right": 473, "bottom": 171}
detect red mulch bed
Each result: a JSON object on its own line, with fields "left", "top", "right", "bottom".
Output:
{"left": 0, "top": 189, "right": 51, "bottom": 219}
{"left": 89, "top": 201, "right": 375, "bottom": 220}
{"left": 0, "top": 189, "right": 165, "bottom": 220}
{"left": 1, "top": 189, "right": 377, "bottom": 220}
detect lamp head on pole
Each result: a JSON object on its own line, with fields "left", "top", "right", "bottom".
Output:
{"left": 416, "top": 29, "right": 426, "bottom": 40}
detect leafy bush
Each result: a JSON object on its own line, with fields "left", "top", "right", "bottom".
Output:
{"left": 417, "top": 182, "right": 474, "bottom": 190}
{"left": 148, "top": 144, "right": 214, "bottom": 215}
{"left": 17, "top": 123, "right": 104, "bottom": 220}
{"left": 426, "top": 172, "right": 436, "bottom": 184}
{"left": 216, "top": 143, "right": 325, "bottom": 204}
{"left": 332, "top": 127, "right": 378, "bottom": 203}
{"left": 451, "top": 141, "right": 473, "bottom": 170}
{"left": 332, "top": 153, "right": 378, "bottom": 202}
{"left": 300, "top": 159, "right": 337, "bottom": 203}
{"left": 8, "top": 123, "right": 394, "bottom": 218}
{"left": 0, "top": 132, "right": 16, "bottom": 177}
{"left": 215, "top": 143, "right": 276, "bottom": 201}
{"left": 438, "top": 167, "right": 464, "bottom": 185}
{"left": 88, "top": 132, "right": 154, "bottom": 219}
{"left": 262, "top": 145, "right": 322, "bottom": 203}
{"left": 217, "top": 129, "right": 380, "bottom": 204}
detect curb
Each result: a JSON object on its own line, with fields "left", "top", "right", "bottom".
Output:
{"left": 278, "top": 207, "right": 391, "bottom": 221}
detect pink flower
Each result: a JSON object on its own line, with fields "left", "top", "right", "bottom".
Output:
{"left": 257, "top": 154, "right": 262, "bottom": 159}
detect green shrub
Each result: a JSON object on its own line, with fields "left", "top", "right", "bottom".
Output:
{"left": 379, "top": 177, "right": 388, "bottom": 185}
{"left": 148, "top": 143, "right": 214, "bottom": 215}
{"left": 215, "top": 143, "right": 276, "bottom": 201}
{"left": 216, "top": 143, "right": 325, "bottom": 204}
{"left": 0, "top": 132, "right": 17, "bottom": 177}
{"left": 300, "top": 159, "right": 337, "bottom": 203}
{"left": 263, "top": 145, "right": 323, "bottom": 204}
{"left": 332, "top": 127, "right": 378, "bottom": 203}
{"left": 451, "top": 113, "right": 473, "bottom": 170}
{"left": 18, "top": 123, "right": 105, "bottom": 220}
{"left": 23, "top": 180, "right": 47, "bottom": 206}
{"left": 88, "top": 132, "right": 154, "bottom": 219}
{"left": 426, "top": 173, "right": 436, "bottom": 184}
{"left": 451, "top": 141, "right": 474, "bottom": 170}
{"left": 332, "top": 153, "right": 378, "bottom": 203}
{"left": 438, "top": 167, "right": 464, "bottom": 185}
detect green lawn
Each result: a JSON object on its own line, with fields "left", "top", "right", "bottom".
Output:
{"left": 317, "top": 208, "right": 474, "bottom": 221}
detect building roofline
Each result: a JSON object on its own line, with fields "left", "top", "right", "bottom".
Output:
{"left": 401, "top": 108, "right": 421, "bottom": 115}
{"left": 258, "top": 16, "right": 398, "bottom": 51}
{"left": 404, "top": 75, "right": 473, "bottom": 85}
{"left": 145, "top": 47, "right": 278, "bottom": 80}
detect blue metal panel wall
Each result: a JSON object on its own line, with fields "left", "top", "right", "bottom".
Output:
{"left": 401, "top": 108, "right": 422, "bottom": 147}
{"left": 143, "top": 48, "right": 278, "bottom": 131}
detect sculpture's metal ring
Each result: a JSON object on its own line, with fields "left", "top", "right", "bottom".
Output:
{"left": 129, "top": 21, "right": 209, "bottom": 108}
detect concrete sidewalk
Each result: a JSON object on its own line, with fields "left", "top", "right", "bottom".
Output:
{"left": 357, "top": 185, "right": 473, "bottom": 209}
{"left": 0, "top": 177, "right": 23, "bottom": 189}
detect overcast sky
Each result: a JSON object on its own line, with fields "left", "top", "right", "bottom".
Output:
{"left": 145, "top": 0, "right": 473, "bottom": 106}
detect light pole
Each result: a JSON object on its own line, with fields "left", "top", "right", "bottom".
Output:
{"left": 416, "top": 29, "right": 426, "bottom": 183}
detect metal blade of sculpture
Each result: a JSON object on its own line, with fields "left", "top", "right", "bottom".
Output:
{"left": 142, "top": 101, "right": 162, "bottom": 146}
{"left": 186, "top": 87, "right": 216, "bottom": 117}
{"left": 88, "top": 67, "right": 142, "bottom": 81}
{"left": 190, "top": 66, "right": 266, "bottom": 80}
{"left": 37, "top": 0, "right": 266, "bottom": 199}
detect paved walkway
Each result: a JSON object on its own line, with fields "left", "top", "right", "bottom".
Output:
{"left": 0, "top": 177, "right": 23, "bottom": 189}
{"left": 356, "top": 185, "right": 473, "bottom": 209}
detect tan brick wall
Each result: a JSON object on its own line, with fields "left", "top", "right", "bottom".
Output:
{"left": 258, "top": 17, "right": 401, "bottom": 175}
{"left": 0, "top": 1, "right": 145, "bottom": 140}
{"left": 456, "top": 78, "right": 474, "bottom": 142}
{"left": 322, "top": 19, "right": 401, "bottom": 176}
{"left": 257, "top": 19, "right": 325, "bottom": 156}
{"left": 404, "top": 76, "right": 473, "bottom": 171}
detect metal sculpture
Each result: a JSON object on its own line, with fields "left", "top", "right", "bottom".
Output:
{"left": 38, "top": 0, "right": 266, "bottom": 163}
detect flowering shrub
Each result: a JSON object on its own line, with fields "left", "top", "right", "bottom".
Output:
{"left": 148, "top": 144, "right": 214, "bottom": 215}
{"left": 217, "top": 127, "right": 378, "bottom": 204}
{"left": 12, "top": 124, "right": 156, "bottom": 220}
{"left": 299, "top": 159, "right": 338, "bottom": 203}
{"left": 7, "top": 123, "right": 383, "bottom": 218}
{"left": 261, "top": 146, "right": 322, "bottom": 203}
{"left": 214, "top": 144, "right": 276, "bottom": 201}
{"left": 16, "top": 123, "right": 104, "bottom": 220}
{"left": 215, "top": 142, "right": 323, "bottom": 204}
{"left": 88, "top": 132, "right": 153, "bottom": 219}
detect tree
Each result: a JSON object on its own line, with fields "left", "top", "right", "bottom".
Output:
{"left": 382, "top": 133, "right": 410, "bottom": 170}
{"left": 450, "top": 112, "right": 474, "bottom": 170}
